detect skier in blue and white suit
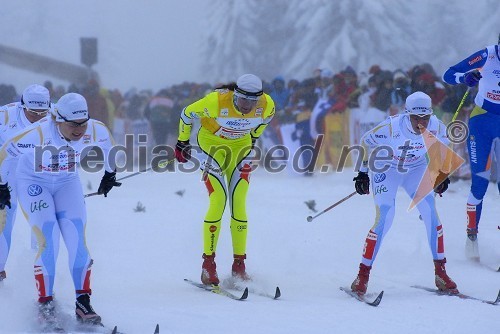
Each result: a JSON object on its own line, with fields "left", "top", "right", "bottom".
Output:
{"left": 350, "top": 92, "right": 458, "bottom": 296}
{"left": 443, "top": 40, "right": 500, "bottom": 261}
{"left": 0, "top": 93, "right": 121, "bottom": 326}
{"left": 0, "top": 84, "right": 51, "bottom": 282}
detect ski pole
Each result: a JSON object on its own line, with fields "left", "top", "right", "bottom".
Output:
{"left": 451, "top": 87, "right": 470, "bottom": 122}
{"left": 442, "top": 87, "right": 471, "bottom": 174}
{"left": 306, "top": 191, "right": 357, "bottom": 222}
{"left": 84, "top": 158, "right": 175, "bottom": 198}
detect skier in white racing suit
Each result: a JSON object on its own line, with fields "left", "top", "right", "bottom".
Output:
{"left": 0, "top": 84, "right": 51, "bottom": 282}
{"left": 0, "top": 93, "right": 121, "bottom": 327}
{"left": 350, "top": 91, "right": 459, "bottom": 295}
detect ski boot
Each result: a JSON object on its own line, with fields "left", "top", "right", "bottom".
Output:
{"left": 232, "top": 254, "right": 251, "bottom": 281}
{"left": 465, "top": 228, "right": 480, "bottom": 262}
{"left": 467, "top": 228, "right": 478, "bottom": 242}
{"left": 434, "top": 258, "right": 458, "bottom": 294}
{"left": 465, "top": 203, "right": 480, "bottom": 261}
{"left": 0, "top": 270, "right": 6, "bottom": 281}
{"left": 201, "top": 253, "right": 219, "bottom": 285}
{"left": 75, "top": 294, "right": 102, "bottom": 325}
{"left": 38, "top": 297, "right": 64, "bottom": 333}
{"left": 351, "top": 263, "right": 371, "bottom": 296}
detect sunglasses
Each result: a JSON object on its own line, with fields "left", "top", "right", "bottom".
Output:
{"left": 57, "top": 110, "right": 89, "bottom": 128}
{"left": 24, "top": 106, "right": 49, "bottom": 116}
{"left": 234, "top": 87, "right": 262, "bottom": 101}
{"left": 409, "top": 114, "right": 431, "bottom": 121}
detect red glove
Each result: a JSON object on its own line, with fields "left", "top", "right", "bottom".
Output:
{"left": 175, "top": 140, "right": 191, "bottom": 163}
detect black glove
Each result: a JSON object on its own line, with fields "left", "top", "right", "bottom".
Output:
{"left": 0, "top": 183, "right": 11, "bottom": 210}
{"left": 434, "top": 171, "right": 450, "bottom": 196}
{"left": 98, "top": 171, "right": 122, "bottom": 197}
{"left": 353, "top": 172, "right": 370, "bottom": 195}
{"left": 175, "top": 140, "right": 191, "bottom": 163}
{"left": 463, "top": 70, "right": 482, "bottom": 87}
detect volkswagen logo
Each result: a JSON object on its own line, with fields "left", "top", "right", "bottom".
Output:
{"left": 373, "top": 173, "right": 386, "bottom": 183}
{"left": 27, "top": 184, "right": 43, "bottom": 196}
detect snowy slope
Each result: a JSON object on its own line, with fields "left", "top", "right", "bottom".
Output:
{"left": 1, "top": 167, "right": 499, "bottom": 333}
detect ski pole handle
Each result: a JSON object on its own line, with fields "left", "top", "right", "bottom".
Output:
{"left": 306, "top": 191, "right": 357, "bottom": 222}
{"left": 84, "top": 158, "right": 175, "bottom": 198}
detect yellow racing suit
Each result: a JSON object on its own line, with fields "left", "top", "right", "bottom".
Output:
{"left": 178, "top": 89, "right": 275, "bottom": 257}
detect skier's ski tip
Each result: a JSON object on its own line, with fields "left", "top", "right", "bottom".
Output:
{"left": 274, "top": 287, "right": 281, "bottom": 299}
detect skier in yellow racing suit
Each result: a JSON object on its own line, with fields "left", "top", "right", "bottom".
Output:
{"left": 175, "top": 74, "right": 275, "bottom": 285}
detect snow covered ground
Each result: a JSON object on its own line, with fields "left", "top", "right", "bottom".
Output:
{"left": 1, "top": 166, "right": 499, "bottom": 333}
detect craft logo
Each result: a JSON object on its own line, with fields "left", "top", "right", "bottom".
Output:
{"left": 209, "top": 225, "right": 217, "bottom": 233}
{"left": 17, "top": 143, "right": 35, "bottom": 148}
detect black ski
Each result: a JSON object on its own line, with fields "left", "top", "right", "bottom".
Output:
{"left": 245, "top": 286, "right": 281, "bottom": 299}
{"left": 109, "top": 324, "right": 158, "bottom": 334}
{"left": 221, "top": 278, "right": 280, "bottom": 300}
{"left": 412, "top": 285, "right": 500, "bottom": 305}
{"left": 340, "top": 287, "right": 384, "bottom": 306}
{"left": 269, "top": 286, "right": 281, "bottom": 300}
{"left": 184, "top": 278, "right": 248, "bottom": 300}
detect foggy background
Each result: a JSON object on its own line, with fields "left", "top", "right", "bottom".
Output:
{"left": 1, "top": 0, "right": 499, "bottom": 93}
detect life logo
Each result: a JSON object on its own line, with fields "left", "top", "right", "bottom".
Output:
{"left": 28, "top": 184, "right": 43, "bottom": 196}
{"left": 373, "top": 173, "right": 386, "bottom": 183}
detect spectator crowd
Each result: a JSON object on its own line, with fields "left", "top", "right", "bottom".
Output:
{"left": 0, "top": 62, "right": 482, "bottom": 179}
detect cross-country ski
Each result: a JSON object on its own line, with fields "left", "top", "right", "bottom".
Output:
{"left": 340, "top": 287, "right": 384, "bottom": 307}
{"left": 184, "top": 278, "right": 248, "bottom": 300}
{"left": 412, "top": 285, "right": 500, "bottom": 305}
